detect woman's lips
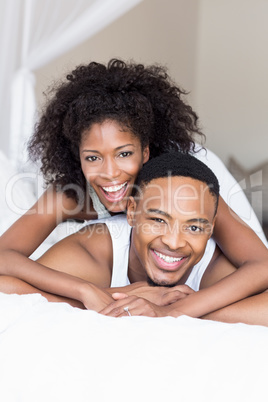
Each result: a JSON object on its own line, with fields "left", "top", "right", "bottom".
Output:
{"left": 99, "top": 181, "right": 129, "bottom": 202}
{"left": 151, "top": 249, "right": 186, "bottom": 271}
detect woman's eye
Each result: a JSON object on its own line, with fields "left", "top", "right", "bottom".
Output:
{"left": 86, "top": 156, "right": 99, "bottom": 162}
{"left": 119, "top": 151, "right": 132, "bottom": 158}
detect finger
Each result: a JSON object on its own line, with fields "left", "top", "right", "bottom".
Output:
{"left": 105, "top": 305, "right": 132, "bottom": 317}
{"left": 126, "top": 300, "right": 158, "bottom": 317}
{"left": 120, "top": 298, "right": 157, "bottom": 317}
{"left": 99, "top": 301, "right": 122, "bottom": 315}
{"left": 100, "top": 296, "right": 136, "bottom": 316}
{"left": 172, "top": 285, "right": 195, "bottom": 294}
{"left": 162, "top": 291, "right": 188, "bottom": 305}
{"left": 103, "top": 297, "right": 141, "bottom": 317}
{"left": 100, "top": 305, "right": 123, "bottom": 316}
{"left": 112, "top": 292, "right": 129, "bottom": 300}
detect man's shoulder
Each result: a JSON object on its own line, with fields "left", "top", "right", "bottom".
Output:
{"left": 76, "top": 214, "right": 130, "bottom": 251}
{"left": 80, "top": 214, "right": 130, "bottom": 238}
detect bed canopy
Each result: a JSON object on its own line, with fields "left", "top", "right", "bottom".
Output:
{"left": 0, "top": 0, "right": 142, "bottom": 169}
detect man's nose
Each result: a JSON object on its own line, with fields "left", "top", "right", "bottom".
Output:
{"left": 161, "top": 227, "right": 186, "bottom": 250}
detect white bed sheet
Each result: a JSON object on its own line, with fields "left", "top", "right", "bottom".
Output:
{"left": 0, "top": 292, "right": 267, "bottom": 402}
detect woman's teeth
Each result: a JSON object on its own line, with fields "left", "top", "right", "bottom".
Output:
{"left": 154, "top": 251, "right": 183, "bottom": 263}
{"left": 102, "top": 182, "right": 127, "bottom": 193}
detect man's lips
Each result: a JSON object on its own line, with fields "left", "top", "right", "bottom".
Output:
{"left": 150, "top": 249, "right": 187, "bottom": 271}
{"left": 99, "top": 181, "right": 129, "bottom": 202}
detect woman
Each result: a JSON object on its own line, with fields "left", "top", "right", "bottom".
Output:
{"left": 0, "top": 59, "right": 267, "bottom": 313}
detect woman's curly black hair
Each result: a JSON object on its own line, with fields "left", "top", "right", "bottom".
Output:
{"left": 28, "top": 58, "right": 205, "bottom": 197}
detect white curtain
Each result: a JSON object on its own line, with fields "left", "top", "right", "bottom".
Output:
{"left": 0, "top": 0, "right": 142, "bottom": 169}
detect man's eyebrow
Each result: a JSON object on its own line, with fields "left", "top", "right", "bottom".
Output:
{"left": 186, "top": 218, "right": 210, "bottom": 225}
{"left": 146, "top": 208, "right": 172, "bottom": 219}
{"left": 82, "top": 144, "right": 134, "bottom": 153}
{"left": 146, "top": 212, "right": 210, "bottom": 224}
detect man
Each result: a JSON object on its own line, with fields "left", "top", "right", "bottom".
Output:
{"left": 1, "top": 152, "right": 268, "bottom": 324}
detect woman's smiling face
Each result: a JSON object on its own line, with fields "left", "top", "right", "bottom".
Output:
{"left": 79, "top": 120, "right": 149, "bottom": 213}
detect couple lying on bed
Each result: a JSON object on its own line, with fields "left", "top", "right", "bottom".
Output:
{"left": 1, "top": 151, "right": 268, "bottom": 325}
{"left": 0, "top": 59, "right": 268, "bottom": 325}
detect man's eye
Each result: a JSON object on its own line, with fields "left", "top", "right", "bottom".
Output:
{"left": 189, "top": 225, "right": 202, "bottom": 232}
{"left": 119, "top": 151, "right": 132, "bottom": 158}
{"left": 151, "top": 218, "right": 165, "bottom": 224}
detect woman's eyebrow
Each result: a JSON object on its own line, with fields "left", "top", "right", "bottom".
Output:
{"left": 81, "top": 149, "right": 99, "bottom": 153}
{"left": 114, "top": 144, "right": 135, "bottom": 150}
{"left": 82, "top": 144, "right": 134, "bottom": 153}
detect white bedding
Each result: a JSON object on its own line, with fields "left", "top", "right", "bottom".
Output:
{"left": 0, "top": 292, "right": 267, "bottom": 402}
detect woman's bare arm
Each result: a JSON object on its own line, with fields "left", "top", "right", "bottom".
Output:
{"left": 213, "top": 196, "right": 267, "bottom": 265}
{"left": 202, "top": 291, "right": 268, "bottom": 326}
{"left": 0, "top": 188, "right": 112, "bottom": 310}
{"left": 200, "top": 251, "right": 268, "bottom": 326}
{"left": 0, "top": 186, "right": 80, "bottom": 256}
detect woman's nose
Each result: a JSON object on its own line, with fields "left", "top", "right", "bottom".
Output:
{"left": 102, "top": 158, "right": 121, "bottom": 179}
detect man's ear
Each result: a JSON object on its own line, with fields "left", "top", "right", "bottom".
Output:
{"left": 142, "top": 145, "right": 150, "bottom": 164}
{"left": 126, "top": 196, "right": 137, "bottom": 227}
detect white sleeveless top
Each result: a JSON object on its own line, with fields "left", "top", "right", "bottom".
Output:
{"left": 87, "top": 214, "right": 216, "bottom": 291}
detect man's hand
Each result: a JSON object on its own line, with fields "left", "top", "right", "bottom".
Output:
{"left": 117, "top": 282, "right": 194, "bottom": 306}
{"left": 100, "top": 295, "right": 185, "bottom": 318}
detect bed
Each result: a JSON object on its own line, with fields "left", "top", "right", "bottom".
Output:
{"left": 0, "top": 292, "right": 268, "bottom": 402}
{"left": 1, "top": 150, "right": 268, "bottom": 402}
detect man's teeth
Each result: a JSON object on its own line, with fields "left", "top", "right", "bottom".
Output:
{"left": 102, "top": 182, "right": 127, "bottom": 193}
{"left": 154, "top": 251, "right": 183, "bottom": 263}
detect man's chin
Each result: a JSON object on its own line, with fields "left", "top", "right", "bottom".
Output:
{"left": 147, "top": 276, "right": 178, "bottom": 288}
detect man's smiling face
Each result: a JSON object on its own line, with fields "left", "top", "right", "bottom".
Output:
{"left": 127, "top": 176, "right": 217, "bottom": 287}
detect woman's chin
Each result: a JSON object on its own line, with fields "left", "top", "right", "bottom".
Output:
{"left": 95, "top": 195, "right": 126, "bottom": 214}
{"left": 106, "top": 202, "right": 127, "bottom": 214}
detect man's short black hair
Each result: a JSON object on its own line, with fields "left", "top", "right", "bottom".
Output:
{"left": 135, "top": 151, "right": 220, "bottom": 213}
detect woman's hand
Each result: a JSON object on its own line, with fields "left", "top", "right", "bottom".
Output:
{"left": 99, "top": 295, "right": 167, "bottom": 317}
{"left": 80, "top": 283, "right": 114, "bottom": 312}
{"left": 112, "top": 282, "right": 194, "bottom": 306}
{"left": 100, "top": 289, "right": 192, "bottom": 318}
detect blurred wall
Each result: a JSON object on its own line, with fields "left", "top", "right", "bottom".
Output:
{"left": 35, "top": 0, "right": 199, "bottom": 103}
{"left": 194, "top": 0, "right": 268, "bottom": 169}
